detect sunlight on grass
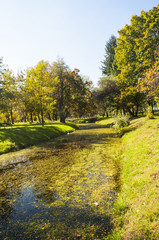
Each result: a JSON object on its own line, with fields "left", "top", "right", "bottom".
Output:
{"left": 110, "top": 116, "right": 159, "bottom": 240}
{"left": 0, "top": 122, "right": 77, "bottom": 155}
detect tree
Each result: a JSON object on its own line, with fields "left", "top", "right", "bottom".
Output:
{"left": 0, "top": 57, "right": 4, "bottom": 75}
{"left": 25, "top": 61, "right": 52, "bottom": 125}
{"left": 0, "top": 69, "right": 17, "bottom": 124}
{"left": 138, "top": 59, "right": 159, "bottom": 109}
{"left": 71, "top": 74, "right": 96, "bottom": 118}
{"left": 101, "top": 35, "right": 118, "bottom": 76}
{"left": 115, "top": 4, "right": 159, "bottom": 116}
{"left": 50, "top": 59, "right": 70, "bottom": 123}
{"left": 0, "top": 58, "right": 96, "bottom": 124}
{"left": 95, "top": 76, "right": 119, "bottom": 117}
{"left": 50, "top": 60, "right": 94, "bottom": 122}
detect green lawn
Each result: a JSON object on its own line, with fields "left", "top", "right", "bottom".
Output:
{"left": 0, "top": 122, "right": 78, "bottom": 154}
{"left": 107, "top": 116, "right": 159, "bottom": 239}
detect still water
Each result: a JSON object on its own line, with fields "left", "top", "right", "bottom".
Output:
{"left": 0, "top": 124, "right": 120, "bottom": 240}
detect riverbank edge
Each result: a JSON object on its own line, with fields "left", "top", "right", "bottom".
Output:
{"left": 0, "top": 121, "right": 78, "bottom": 156}
{"left": 106, "top": 116, "right": 159, "bottom": 240}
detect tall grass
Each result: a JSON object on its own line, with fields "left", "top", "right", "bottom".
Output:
{"left": 113, "top": 115, "right": 130, "bottom": 136}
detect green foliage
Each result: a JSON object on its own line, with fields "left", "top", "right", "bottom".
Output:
{"left": 0, "top": 59, "right": 94, "bottom": 125}
{"left": 146, "top": 106, "right": 154, "bottom": 119}
{"left": 95, "top": 77, "right": 119, "bottom": 117}
{"left": 101, "top": 35, "right": 118, "bottom": 76}
{"left": 115, "top": 4, "right": 159, "bottom": 116}
{"left": 138, "top": 58, "right": 159, "bottom": 107}
{"left": 25, "top": 60, "right": 53, "bottom": 125}
{"left": 0, "top": 69, "right": 18, "bottom": 124}
{"left": 0, "top": 57, "right": 4, "bottom": 75}
{"left": 113, "top": 115, "right": 130, "bottom": 136}
{"left": 114, "top": 115, "right": 130, "bottom": 128}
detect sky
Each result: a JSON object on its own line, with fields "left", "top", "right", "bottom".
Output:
{"left": 0, "top": 0, "right": 158, "bottom": 86}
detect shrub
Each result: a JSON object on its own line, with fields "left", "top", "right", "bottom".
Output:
{"left": 113, "top": 115, "right": 130, "bottom": 136}
{"left": 114, "top": 115, "right": 130, "bottom": 128}
{"left": 146, "top": 106, "right": 154, "bottom": 119}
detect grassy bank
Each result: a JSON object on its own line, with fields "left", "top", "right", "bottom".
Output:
{"left": 107, "top": 117, "right": 159, "bottom": 239}
{"left": 0, "top": 122, "right": 78, "bottom": 155}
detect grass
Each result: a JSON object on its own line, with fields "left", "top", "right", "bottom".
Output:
{"left": 106, "top": 116, "right": 159, "bottom": 239}
{"left": 0, "top": 121, "right": 78, "bottom": 155}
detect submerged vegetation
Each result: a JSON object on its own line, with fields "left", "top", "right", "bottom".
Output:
{"left": 0, "top": 120, "right": 121, "bottom": 239}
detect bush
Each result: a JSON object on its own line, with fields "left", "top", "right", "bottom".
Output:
{"left": 114, "top": 115, "right": 130, "bottom": 128}
{"left": 113, "top": 115, "right": 130, "bottom": 136}
{"left": 146, "top": 106, "right": 154, "bottom": 119}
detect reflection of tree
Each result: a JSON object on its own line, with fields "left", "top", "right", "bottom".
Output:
{"left": 44, "top": 206, "right": 112, "bottom": 239}
{"left": 36, "top": 189, "right": 57, "bottom": 205}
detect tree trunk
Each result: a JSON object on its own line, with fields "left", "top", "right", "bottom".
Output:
{"left": 152, "top": 104, "right": 154, "bottom": 114}
{"left": 135, "top": 105, "right": 139, "bottom": 117}
{"left": 60, "top": 114, "right": 65, "bottom": 123}
{"left": 30, "top": 111, "right": 33, "bottom": 123}
{"left": 41, "top": 110, "right": 44, "bottom": 126}
{"left": 10, "top": 109, "right": 14, "bottom": 124}
{"left": 47, "top": 112, "right": 51, "bottom": 120}
{"left": 59, "top": 77, "right": 64, "bottom": 123}
{"left": 38, "top": 113, "right": 41, "bottom": 123}
{"left": 128, "top": 109, "right": 134, "bottom": 118}
{"left": 53, "top": 114, "right": 58, "bottom": 121}
{"left": 123, "top": 108, "right": 126, "bottom": 115}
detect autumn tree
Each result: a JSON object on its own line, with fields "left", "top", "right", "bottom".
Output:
{"left": 138, "top": 59, "right": 159, "bottom": 109}
{"left": 50, "top": 59, "right": 94, "bottom": 122}
{"left": 115, "top": 4, "right": 159, "bottom": 116}
{"left": 73, "top": 75, "right": 96, "bottom": 117}
{"left": 0, "top": 58, "right": 96, "bottom": 124}
{"left": 0, "top": 69, "right": 17, "bottom": 124}
{"left": 50, "top": 59, "right": 70, "bottom": 123}
{"left": 25, "top": 61, "right": 52, "bottom": 125}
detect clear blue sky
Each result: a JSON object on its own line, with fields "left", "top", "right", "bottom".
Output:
{"left": 0, "top": 0, "right": 158, "bottom": 86}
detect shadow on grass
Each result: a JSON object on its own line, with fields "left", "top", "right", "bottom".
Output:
{"left": 121, "top": 118, "right": 145, "bottom": 136}
{"left": 0, "top": 125, "right": 74, "bottom": 154}
{"left": 0, "top": 123, "right": 118, "bottom": 173}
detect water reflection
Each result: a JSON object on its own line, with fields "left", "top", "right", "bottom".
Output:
{"left": 0, "top": 125, "right": 120, "bottom": 239}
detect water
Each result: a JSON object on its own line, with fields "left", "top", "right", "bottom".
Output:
{"left": 0, "top": 124, "right": 120, "bottom": 239}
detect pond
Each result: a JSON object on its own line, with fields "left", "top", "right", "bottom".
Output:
{"left": 0, "top": 123, "right": 121, "bottom": 240}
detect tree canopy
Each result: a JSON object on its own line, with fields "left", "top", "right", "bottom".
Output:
{"left": 114, "top": 4, "right": 159, "bottom": 116}
{"left": 101, "top": 35, "right": 118, "bottom": 76}
{"left": 0, "top": 58, "right": 95, "bottom": 124}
